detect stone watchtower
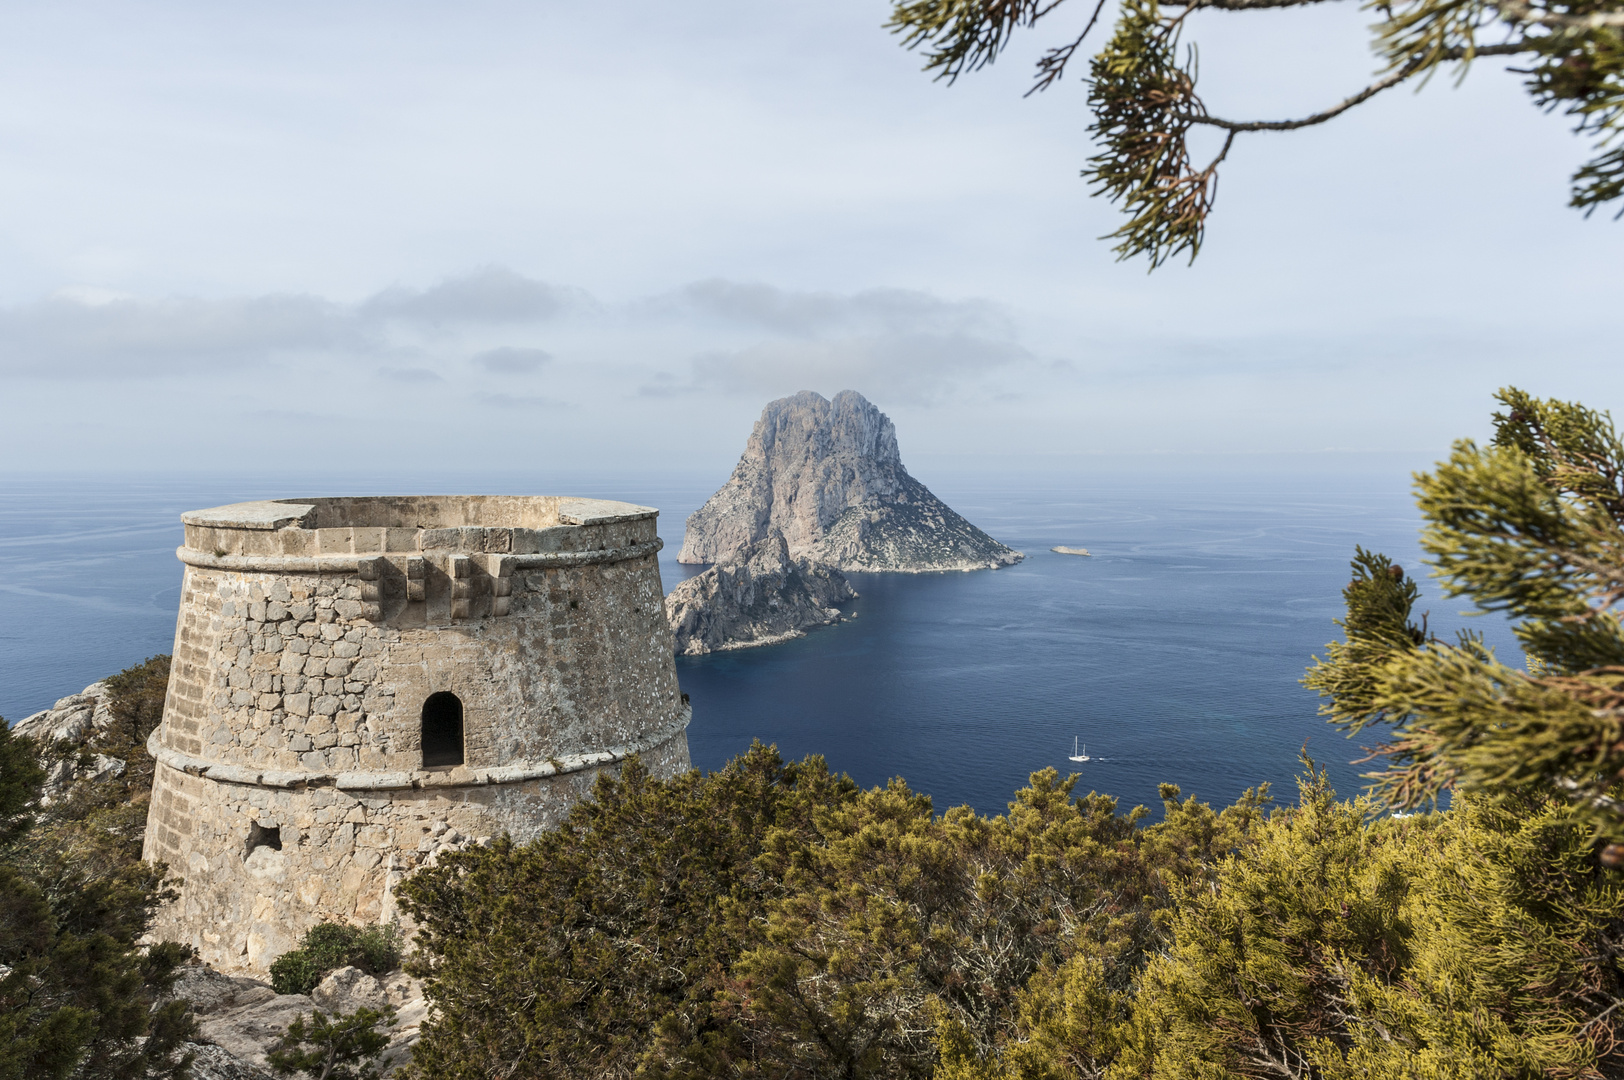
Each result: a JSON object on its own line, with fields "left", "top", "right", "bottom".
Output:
{"left": 141, "top": 496, "right": 690, "bottom": 972}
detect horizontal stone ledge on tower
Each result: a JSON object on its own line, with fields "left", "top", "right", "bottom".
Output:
{"left": 174, "top": 536, "right": 664, "bottom": 576}
{"left": 144, "top": 706, "right": 690, "bottom": 792}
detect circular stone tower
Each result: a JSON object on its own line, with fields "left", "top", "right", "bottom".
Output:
{"left": 141, "top": 496, "right": 690, "bottom": 972}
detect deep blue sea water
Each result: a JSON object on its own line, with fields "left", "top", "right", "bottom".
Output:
{"left": 0, "top": 462, "right": 1519, "bottom": 818}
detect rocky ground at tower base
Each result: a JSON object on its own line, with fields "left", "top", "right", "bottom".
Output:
{"left": 174, "top": 962, "right": 429, "bottom": 1078}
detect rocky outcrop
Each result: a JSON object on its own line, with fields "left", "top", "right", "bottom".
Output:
{"left": 12, "top": 682, "right": 112, "bottom": 744}
{"left": 185, "top": 1043, "right": 275, "bottom": 1080}
{"left": 679, "top": 390, "right": 1022, "bottom": 573}
{"left": 11, "top": 681, "right": 126, "bottom": 804}
{"left": 666, "top": 532, "right": 857, "bottom": 655}
{"left": 172, "top": 962, "right": 428, "bottom": 1077}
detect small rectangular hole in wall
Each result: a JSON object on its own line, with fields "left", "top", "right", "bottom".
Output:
{"left": 245, "top": 821, "right": 282, "bottom": 858}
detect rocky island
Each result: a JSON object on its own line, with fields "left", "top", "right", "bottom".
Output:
{"left": 665, "top": 531, "right": 857, "bottom": 655}
{"left": 679, "top": 390, "right": 1023, "bottom": 573}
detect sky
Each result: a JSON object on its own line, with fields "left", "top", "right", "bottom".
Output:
{"left": 0, "top": 0, "right": 1616, "bottom": 478}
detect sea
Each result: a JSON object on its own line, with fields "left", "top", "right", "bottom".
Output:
{"left": 0, "top": 458, "right": 1520, "bottom": 818}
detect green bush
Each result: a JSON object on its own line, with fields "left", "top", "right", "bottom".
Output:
{"left": 269, "top": 923, "right": 401, "bottom": 996}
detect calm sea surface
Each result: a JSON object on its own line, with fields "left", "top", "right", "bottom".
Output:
{"left": 0, "top": 463, "right": 1518, "bottom": 817}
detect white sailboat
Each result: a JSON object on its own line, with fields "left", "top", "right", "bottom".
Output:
{"left": 1069, "top": 737, "right": 1090, "bottom": 763}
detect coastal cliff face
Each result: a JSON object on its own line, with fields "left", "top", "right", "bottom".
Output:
{"left": 665, "top": 532, "right": 856, "bottom": 655}
{"left": 13, "top": 681, "right": 129, "bottom": 803}
{"left": 679, "top": 390, "right": 1023, "bottom": 572}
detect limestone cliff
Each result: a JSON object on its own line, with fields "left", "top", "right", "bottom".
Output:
{"left": 679, "top": 390, "right": 1023, "bottom": 572}
{"left": 666, "top": 532, "right": 857, "bottom": 655}
{"left": 12, "top": 681, "right": 128, "bottom": 803}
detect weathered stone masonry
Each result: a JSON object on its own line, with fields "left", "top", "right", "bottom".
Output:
{"left": 141, "top": 496, "right": 691, "bottom": 972}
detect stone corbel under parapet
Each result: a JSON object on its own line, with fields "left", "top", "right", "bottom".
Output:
{"left": 174, "top": 537, "right": 664, "bottom": 622}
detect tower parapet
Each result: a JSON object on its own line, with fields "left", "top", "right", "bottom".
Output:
{"left": 141, "top": 496, "right": 690, "bottom": 971}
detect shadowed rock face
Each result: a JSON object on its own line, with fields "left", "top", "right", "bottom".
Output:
{"left": 678, "top": 390, "right": 1023, "bottom": 573}
{"left": 666, "top": 532, "right": 856, "bottom": 655}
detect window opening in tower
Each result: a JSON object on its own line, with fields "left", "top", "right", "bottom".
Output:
{"left": 421, "top": 691, "right": 465, "bottom": 768}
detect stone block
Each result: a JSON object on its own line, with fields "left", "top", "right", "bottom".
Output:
{"left": 351, "top": 526, "right": 385, "bottom": 553}
{"left": 315, "top": 527, "right": 354, "bottom": 554}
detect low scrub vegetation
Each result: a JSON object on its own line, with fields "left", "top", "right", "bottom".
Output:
{"left": 270, "top": 922, "right": 403, "bottom": 997}
{"left": 398, "top": 747, "right": 1623, "bottom": 1078}
{"left": 0, "top": 656, "right": 195, "bottom": 1080}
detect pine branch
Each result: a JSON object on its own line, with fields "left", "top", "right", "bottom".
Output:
{"left": 1166, "top": 0, "right": 1345, "bottom": 8}
{"left": 1028, "top": 0, "right": 1113, "bottom": 95}
{"left": 1496, "top": 0, "right": 1624, "bottom": 29}
{"left": 889, "top": 0, "right": 1624, "bottom": 263}
{"left": 1179, "top": 41, "right": 1529, "bottom": 132}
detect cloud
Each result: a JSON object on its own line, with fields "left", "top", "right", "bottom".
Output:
{"left": 0, "top": 292, "right": 359, "bottom": 377}
{"left": 645, "top": 332, "right": 1029, "bottom": 404}
{"left": 475, "top": 392, "right": 569, "bottom": 409}
{"left": 630, "top": 280, "right": 1029, "bottom": 404}
{"left": 472, "top": 346, "right": 552, "bottom": 374}
{"left": 636, "top": 371, "right": 702, "bottom": 399}
{"left": 378, "top": 366, "right": 444, "bottom": 383}
{"left": 0, "top": 274, "right": 1022, "bottom": 404}
{"left": 0, "top": 267, "right": 581, "bottom": 379}
{"left": 654, "top": 279, "right": 1013, "bottom": 340}
{"left": 362, "top": 266, "right": 577, "bottom": 325}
